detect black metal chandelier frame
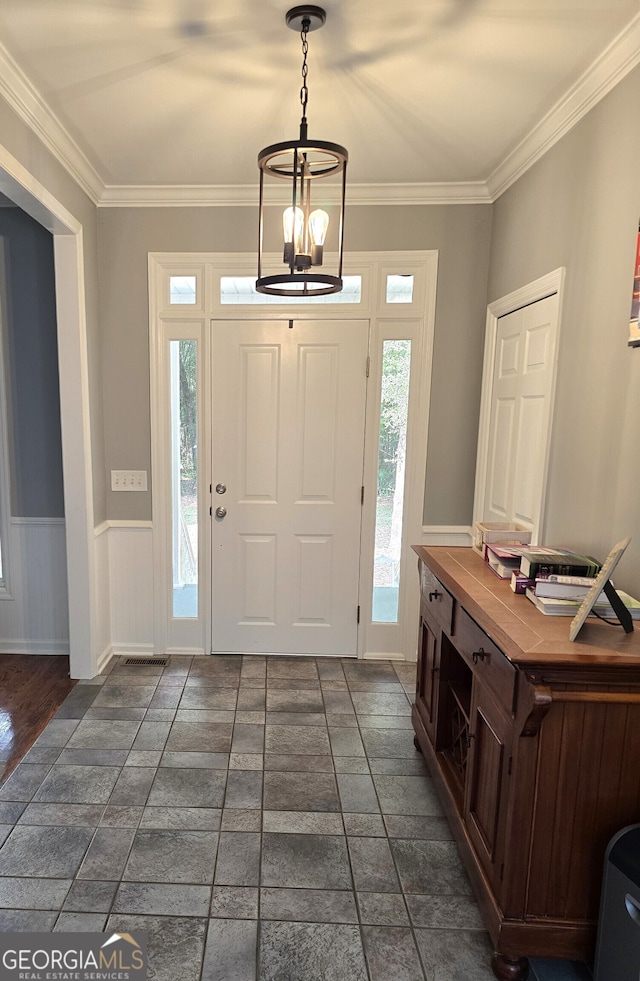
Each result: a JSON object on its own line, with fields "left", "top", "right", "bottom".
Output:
{"left": 256, "top": 5, "right": 348, "bottom": 297}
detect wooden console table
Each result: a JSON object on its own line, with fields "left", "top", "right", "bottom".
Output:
{"left": 412, "top": 546, "right": 640, "bottom": 981}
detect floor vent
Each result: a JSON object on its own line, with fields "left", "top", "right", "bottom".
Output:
{"left": 124, "top": 657, "right": 170, "bottom": 666}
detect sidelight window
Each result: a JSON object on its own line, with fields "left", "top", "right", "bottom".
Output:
{"left": 170, "top": 339, "right": 198, "bottom": 617}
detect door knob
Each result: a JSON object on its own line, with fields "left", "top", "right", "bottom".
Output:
{"left": 215, "top": 506, "right": 227, "bottom": 519}
{"left": 215, "top": 483, "right": 227, "bottom": 495}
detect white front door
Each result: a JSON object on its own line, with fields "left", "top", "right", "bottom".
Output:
{"left": 211, "top": 319, "right": 369, "bottom": 655}
{"left": 480, "top": 293, "right": 560, "bottom": 537}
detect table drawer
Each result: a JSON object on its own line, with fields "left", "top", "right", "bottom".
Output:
{"left": 420, "top": 562, "right": 454, "bottom": 635}
{"left": 456, "top": 608, "right": 516, "bottom": 714}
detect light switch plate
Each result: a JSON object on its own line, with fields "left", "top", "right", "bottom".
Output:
{"left": 111, "top": 470, "right": 147, "bottom": 491}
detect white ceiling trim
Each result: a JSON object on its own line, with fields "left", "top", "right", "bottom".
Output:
{"left": 99, "top": 181, "right": 493, "bottom": 207}
{"left": 487, "top": 11, "right": 640, "bottom": 200}
{"left": 0, "top": 14, "right": 639, "bottom": 211}
{"left": 0, "top": 40, "right": 103, "bottom": 205}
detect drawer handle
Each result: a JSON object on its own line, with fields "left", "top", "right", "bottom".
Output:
{"left": 428, "top": 590, "right": 441, "bottom": 602}
{"left": 472, "top": 648, "right": 486, "bottom": 664}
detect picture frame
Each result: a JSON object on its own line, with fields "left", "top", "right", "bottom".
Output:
{"left": 569, "top": 537, "right": 632, "bottom": 641}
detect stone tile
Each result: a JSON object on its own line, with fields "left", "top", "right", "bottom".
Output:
{"left": 126, "top": 750, "right": 163, "bottom": 767}
{"left": 0, "top": 909, "right": 58, "bottom": 930}
{"left": 266, "top": 658, "right": 318, "bottom": 680}
{"left": 109, "top": 766, "right": 156, "bottom": 805}
{"left": 320, "top": 680, "right": 349, "bottom": 691}
{"left": 0, "top": 764, "right": 52, "bottom": 801}
{"left": 267, "top": 677, "right": 321, "bottom": 691}
{"left": 350, "top": 692, "right": 411, "bottom": 716}
{"left": 175, "top": 710, "right": 236, "bottom": 725}
{"left": 144, "top": 709, "right": 177, "bottom": 722}
{"left": 0, "top": 876, "right": 72, "bottom": 910}
{"left": 393, "top": 663, "right": 418, "bottom": 686}
{"left": 344, "top": 662, "right": 398, "bottom": 684}
{"left": 391, "top": 839, "right": 474, "bottom": 895}
{"left": 107, "top": 913, "right": 207, "bottom": 981}
{"left": 328, "top": 726, "right": 366, "bottom": 757}
{"left": 362, "top": 925, "right": 424, "bottom": 981}
{"left": 202, "top": 918, "right": 257, "bottom": 981}
{"left": 0, "top": 825, "right": 10, "bottom": 847}
{"left": 100, "top": 805, "right": 144, "bottom": 828}
{"left": 414, "top": 927, "right": 497, "bottom": 980}
{"left": 92, "top": 685, "right": 157, "bottom": 708}
{"left": 266, "top": 689, "right": 324, "bottom": 713}
{"left": 260, "top": 887, "right": 357, "bottom": 923}
{"left": 84, "top": 707, "right": 147, "bottom": 721}
{"left": 316, "top": 660, "right": 346, "bottom": 682}
{"left": 54, "top": 911, "right": 108, "bottom": 931}
{"left": 259, "top": 921, "right": 367, "bottom": 981}
{"left": 372, "top": 774, "right": 444, "bottom": 816}
{"left": 236, "top": 689, "right": 266, "bottom": 711}
{"left": 261, "top": 833, "right": 352, "bottom": 890}
{"left": 149, "top": 687, "right": 183, "bottom": 709}
{"left": 231, "top": 724, "right": 265, "bottom": 754}
{"left": 343, "top": 813, "right": 386, "bottom": 837}
{"left": 229, "top": 754, "right": 264, "bottom": 771}
{"left": 224, "top": 770, "right": 263, "bottom": 810}
{"left": 56, "top": 748, "right": 129, "bottom": 766}
{"left": 263, "top": 811, "right": 343, "bottom": 835}
{"left": 0, "top": 802, "right": 26, "bottom": 823}
{"left": 178, "top": 688, "right": 238, "bottom": 711}
{"left": 326, "top": 714, "right": 358, "bottom": 727}
{"left": 63, "top": 878, "right": 119, "bottom": 912}
{"left": 357, "top": 715, "right": 413, "bottom": 730}
{"left": 265, "top": 711, "right": 327, "bottom": 727}
{"left": 67, "top": 719, "right": 140, "bottom": 750}
{"left": 384, "top": 814, "right": 453, "bottom": 840}
{"left": 123, "top": 829, "right": 219, "bottom": 884}
{"left": 235, "top": 712, "right": 266, "bottom": 726}
{"left": 357, "top": 893, "right": 410, "bottom": 925}
{"left": 140, "top": 806, "right": 222, "bottom": 831}
{"left": 165, "top": 722, "right": 233, "bottom": 753}
{"left": 220, "top": 809, "right": 262, "bottom": 833}
{"left": 18, "top": 802, "right": 104, "bottom": 826}
{"left": 77, "top": 827, "right": 136, "bottom": 880}
{"left": 322, "top": 691, "right": 355, "bottom": 715}
{"left": 347, "top": 681, "right": 406, "bottom": 693}
{"left": 32, "top": 718, "right": 80, "bottom": 746}
{"left": 131, "top": 720, "right": 172, "bottom": 751}
{"left": 214, "top": 832, "right": 261, "bottom": 886}
{"left": 348, "top": 836, "right": 400, "bottom": 893}
{"left": 21, "top": 745, "right": 62, "bottom": 764}
{"left": 147, "top": 768, "right": 227, "bottom": 808}
{"left": 361, "top": 727, "right": 419, "bottom": 758}
{"left": 333, "top": 757, "right": 370, "bottom": 774}
{"left": 265, "top": 725, "right": 330, "bottom": 756}
{"left": 210, "top": 885, "right": 258, "bottom": 920}
{"left": 113, "top": 881, "right": 211, "bottom": 916}
{"left": 263, "top": 771, "right": 339, "bottom": 812}
{"left": 0, "top": 825, "right": 93, "bottom": 877}
{"left": 406, "top": 894, "right": 484, "bottom": 929}
{"left": 160, "top": 751, "right": 229, "bottom": 769}
{"left": 336, "top": 773, "right": 380, "bottom": 813}
{"left": 241, "top": 657, "right": 266, "bottom": 679}
{"left": 264, "top": 754, "right": 333, "bottom": 772}
{"left": 368, "top": 756, "right": 429, "bottom": 775}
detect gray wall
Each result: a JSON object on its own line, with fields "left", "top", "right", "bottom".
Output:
{"left": 0, "top": 207, "right": 63, "bottom": 516}
{"left": 488, "top": 64, "right": 640, "bottom": 595}
{"left": 97, "top": 203, "right": 493, "bottom": 523}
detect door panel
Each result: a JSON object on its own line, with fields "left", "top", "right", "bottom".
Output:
{"left": 212, "top": 320, "right": 369, "bottom": 655}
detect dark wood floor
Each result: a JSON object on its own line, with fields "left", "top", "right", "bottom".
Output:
{"left": 0, "top": 654, "right": 76, "bottom": 785}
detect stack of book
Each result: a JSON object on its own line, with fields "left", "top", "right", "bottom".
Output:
{"left": 525, "top": 581, "right": 640, "bottom": 619}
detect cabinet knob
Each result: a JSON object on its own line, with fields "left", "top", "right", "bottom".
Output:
{"left": 472, "top": 648, "right": 486, "bottom": 665}
{"left": 428, "top": 590, "right": 441, "bottom": 602}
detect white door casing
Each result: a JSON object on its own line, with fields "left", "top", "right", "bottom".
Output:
{"left": 211, "top": 319, "right": 369, "bottom": 655}
{"left": 474, "top": 269, "right": 565, "bottom": 544}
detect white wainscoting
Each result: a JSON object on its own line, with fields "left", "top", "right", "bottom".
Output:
{"left": 106, "top": 521, "right": 155, "bottom": 660}
{"left": 421, "top": 525, "right": 473, "bottom": 547}
{"left": 93, "top": 521, "right": 112, "bottom": 674}
{"left": 0, "top": 517, "right": 69, "bottom": 654}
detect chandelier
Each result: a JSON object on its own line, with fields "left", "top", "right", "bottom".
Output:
{"left": 256, "top": 5, "right": 348, "bottom": 297}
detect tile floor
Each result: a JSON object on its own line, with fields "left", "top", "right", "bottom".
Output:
{"left": 0, "top": 654, "right": 591, "bottom": 981}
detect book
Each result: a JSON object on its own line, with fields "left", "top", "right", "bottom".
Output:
{"left": 525, "top": 587, "right": 640, "bottom": 619}
{"left": 485, "top": 543, "right": 533, "bottom": 579}
{"left": 510, "top": 571, "right": 535, "bottom": 594}
{"left": 534, "top": 575, "right": 602, "bottom": 600}
{"left": 519, "top": 548, "right": 601, "bottom": 579}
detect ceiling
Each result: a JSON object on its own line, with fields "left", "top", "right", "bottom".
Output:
{"left": 0, "top": 0, "right": 638, "bottom": 204}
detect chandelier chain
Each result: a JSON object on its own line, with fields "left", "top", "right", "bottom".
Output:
{"left": 299, "top": 19, "right": 309, "bottom": 121}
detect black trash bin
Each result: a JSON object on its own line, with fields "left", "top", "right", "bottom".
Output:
{"left": 594, "top": 824, "right": 640, "bottom": 981}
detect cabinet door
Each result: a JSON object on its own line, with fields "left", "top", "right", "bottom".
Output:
{"left": 416, "top": 610, "right": 439, "bottom": 744}
{"left": 465, "top": 683, "right": 513, "bottom": 894}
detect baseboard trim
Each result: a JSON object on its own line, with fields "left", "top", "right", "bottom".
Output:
{"left": 0, "top": 640, "right": 70, "bottom": 655}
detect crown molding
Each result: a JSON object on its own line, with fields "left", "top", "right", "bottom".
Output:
{"left": 487, "top": 11, "right": 640, "bottom": 201}
{"left": 0, "top": 41, "right": 104, "bottom": 206}
{"left": 98, "top": 180, "right": 492, "bottom": 207}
